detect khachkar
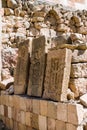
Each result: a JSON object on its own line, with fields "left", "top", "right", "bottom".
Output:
{"left": 14, "top": 39, "right": 30, "bottom": 94}
{"left": 27, "top": 36, "right": 46, "bottom": 97}
{"left": 0, "top": 0, "right": 2, "bottom": 81}
{"left": 43, "top": 48, "right": 72, "bottom": 101}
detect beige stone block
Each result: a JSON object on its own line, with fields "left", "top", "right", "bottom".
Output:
{"left": 25, "top": 98, "right": 33, "bottom": 112}
{"left": 40, "top": 100, "right": 47, "bottom": 116}
{"left": 72, "top": 49, "right": 87, "bottom": 63}
{"left": 13, "top": 95, "right": 20, "bottom": 109}
{"left": 39, "top": 115, "right": 47, "bottom": 130}
{"left": 12, "top": 108, "right": 21, "bottom": 122}
{"left": 43, "top": 48, "right": 72, "bottom": 101}
{"left": 18, "top": 123, "right": 27, "bottom": 130}
{"left": 69, "top": 78, "right": 87, "bottom": 98}
{"left": 71, "top": 63, "right": 87, "bottom": 78}
{"left": 27, "top": 36, "right": 46, "bottom": 97}
{"left": 31, "top": 113, "right": 39, "bottom": 129}
{"left": 20, "top": 111, "right": 26, "bottom": 125}
{"left": 5, "top": 117, "right": 10, "bottom": 129}
{"left": 0, "top": 105, "right": 4, "bottom": 116}
{"left": 25, "top": 112, "right": 31, "bottom": 126}
{"left": 14, "top": 39, "right": 30, "bottom": 94}
{"left": 9, "top": 119, "right": 13, "bottom": 130}
{"left": 47, "top": 101, "right": 57, "bottom": 119}
{"left": 47, "top": 118, "right": 56, "bottom": 130}
{"left": 8, "top": 106, "right": 12, "bottom": 119}
{"left": 20, "top": 97, "right": 26, "bottom": 111}
{"left": 66, "top": 123, "right": 83, "bottom": 130}
{"left": 33, "top": 99, "right": 40, "bottom": 114}
{"left": 8, "top": 95, "right": 13, "bottom": 107}
{"left": 57, "top": 102, "right": 67, "bottom": 122}
{"left": 68, "top": 103, "right": 84, "bottom": 125}
{"left": 56, "top": 120, "right": 66, "bottom": 130}
{"left": 2, "top": 95, "right": 9, "bottom": 106}
{"left": 80, "top": 93, "right": 87, "bottom": 107}
{"left": 13, "top": 121, "right": 18, "bottom": 130}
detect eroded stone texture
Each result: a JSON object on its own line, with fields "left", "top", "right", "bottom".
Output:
{"left": 71, "top": 63, "right": 87, "bottom": 78}
{"left": 14, "top": 39, "right": 30, "bottom": 94}
{"left": 43, "top": 48, "right": 72, "bottom": 101}
{"left": 27, "top": 36, "right": 46, "bottom": 97}
{"left": 72, "top": 49, "right": 87, "bottom": 63}
{"left": 69, "top": 78, "right": 87, "bottom": 98}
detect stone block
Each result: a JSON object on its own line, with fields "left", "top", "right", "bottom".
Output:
{"left": 57, "top": 102, "right": 67, "bottom": 122}
{"left": 20, "top": 97, "right": 26, "bottom": 111}
{"left": 5, "top": 117, "right": 10, "bottom": 129}
{"left": 72, "top": 49, "right": 87, "bottom": 63}
{"left": 56, "top": 120, "right": 66, "bottom": 130}
{"left": 80, "top": 93, "right": 87, "bottom": 107}
{"left": 13, "top": 108, "right": 21, "bottom": 122}
{"left": 14, "top": 39, "right": 30, "bottom": 94}
{"left": 25, "top": 112, "right": 31, "bottom": 127}
{"left": 69, "top": 78, "right": 87, "bottom": 98}
{"left": 20, "top": 111, "right": 26, "bottom": 125}
{"left": 43, "top": 48, "right": 72, "bottom": 101}
{"left": 33, "top": 99, "right": 40, "bottom": 114}
{"left": 13, "top": 95, "right": 20, "bottom": 109}
{"left": 40, "top": 100, "right": 47, "bottom": 116}
{"left": 8, "top": 95, "right": 13, "bottom": 107}
{"left": 47, "top": 101, "right": 57, "bottom": 119}
{"left": 25, "top": 98, "right": 33, "bottom": 112}
{"left": 8, "top": 106, "right": 12, "bottom": 119}
{"left": 18, "top": 123, "right": 27, "bottom": 130}
{"left": 71, "top": 63, "right": 87, "bottom": 78}
{"left": 27, "top": 36, "right": 46, "bottom": 97}
{"left": 68, "top": 103, "right": 84, "bottom": 125}
{"left": 31, "top": 113, "right": 39, "bottom": 130}
{"left": 0, "top": 105, "right": 4, "bottom": 116}
{"left": 47, "top": 118, "right": 56, "bottom": 130}
{"left": 39, "top": 115, "right": 47, "bottom": 130}
{"left": 66, "top": 123, "right": 83, "bottom": 130}
{"left": 9, "top": 119, "right": 13, "bottom": 130}
{"left": 13, "top": 121, "right": 18, "bottom": 130}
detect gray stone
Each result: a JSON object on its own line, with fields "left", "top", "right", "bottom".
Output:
{"left": 14, "top": 39, "right": 30, "bottom": 94}
{"left": 27, "top": 36, "right": 46, "bottom": 97}
{"left": 43, "top": 48, "right": 72, "bottom": 101}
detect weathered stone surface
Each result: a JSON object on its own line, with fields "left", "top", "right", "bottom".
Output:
{"left": 72, "top": 49, "right": 87, "bottom": 63}
{"left": 80, "top": 94, "right": 87, "bottom": 107}
{"left": 27, "top": 36, "right": 46, "bottom": 97}
{"left": 0, "top": 77, "right": 14, "bottom": 90}
{"left": 56, "top": 120, "right": 66, "bottom": 130}
{"left": 43, "top": 48, "right": 72, "bottom": 101}
{"left": 47, "top": 118, "right": 55, "bottom": 130}
{"left": 71, "top": 63, "right": 87, "bottom": 78}
{"left": 67, "top": 103, "right": 84, "bottom": 125}
{"left": 7, "top": 0, "right": 18, "bottom": 9}
{"left": 69, "top": 78, "right": 87, "bottom": 98}
{"left": 39, "top": 115, "right": 47, "bottom": 130}
{"left": 14, "top": 39, "right": 30, "bottom": 94}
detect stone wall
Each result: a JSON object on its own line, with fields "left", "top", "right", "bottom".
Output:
{"left": 0, "top": 95, "right": 87, "bottom": 130}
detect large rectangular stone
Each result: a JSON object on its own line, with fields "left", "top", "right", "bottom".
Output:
{"left": 56, "top": 120, "right": 66, "bottom": 130}
{"left": 40, "top": 100, "right": 47, "bottom": 116}
{"left": 14, "top": 39, "right": 30, "bottom": 94}
{"left": 39, "top": 115, "right": 47, "bottom": 130}
{"left": 47, "top": 118, "right": 56, "bottom": 130}
{"left": 43, "top": 48, "right": 72, "bottom": 101}
{"left": 66, "top": 123, "right": 83, "bottom": 130}
{"left": 27, "top": 36, "right": 46, "bottom": 97}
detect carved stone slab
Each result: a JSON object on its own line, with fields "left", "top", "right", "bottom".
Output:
{"left": 14, "top": 39, "right": 30, "bottom": 94}
{"left": 43, "top": 48, "right": 72, "bottom": 101}
{"left": 27, "top": 36, "right": 46, "bottom": 97}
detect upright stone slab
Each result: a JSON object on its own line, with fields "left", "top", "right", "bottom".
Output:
{"left": 27, "top": 36, "right": 46, "bottom": 97}
{"left": 43, "top": 48, "right": 72, "bottom": 101}
{"left": 14, "top": 39, "right": 30, "bottom": 94}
